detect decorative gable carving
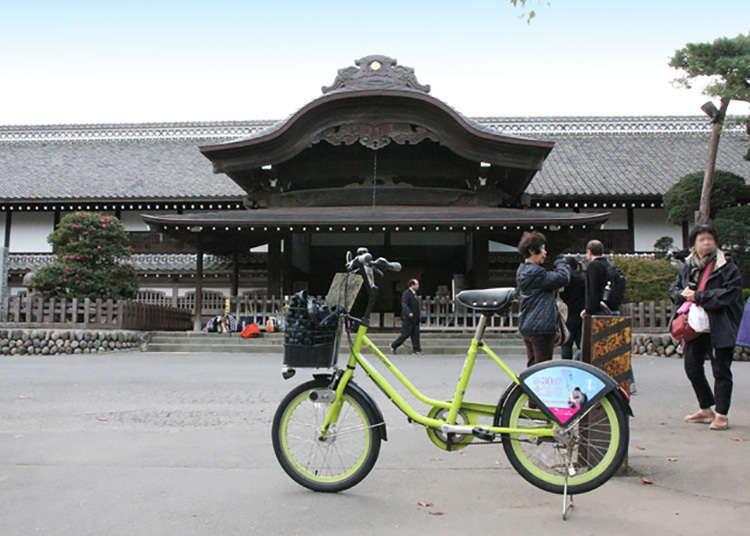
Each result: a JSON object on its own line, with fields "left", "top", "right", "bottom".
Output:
{"left": 322, "top": 55, "right": 431, "bottom": 94}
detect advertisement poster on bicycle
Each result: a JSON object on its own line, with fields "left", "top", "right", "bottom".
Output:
{"left": 520, "top": 364, "right": 607, "bottom": 425}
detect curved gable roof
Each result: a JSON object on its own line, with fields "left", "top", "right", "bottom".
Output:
{"left": 198, "top": 56, "right": 553, "bottom": 182}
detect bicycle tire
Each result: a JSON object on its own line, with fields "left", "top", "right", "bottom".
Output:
{"left": 272, "top": 378, "right": 382, "bottom": 492}
{"left": 501, "top": 384, "right": 628, "bottom": 495}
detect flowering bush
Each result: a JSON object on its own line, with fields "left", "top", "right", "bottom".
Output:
{"left": 30, "top": 212, "right": 137, "bottom": 300}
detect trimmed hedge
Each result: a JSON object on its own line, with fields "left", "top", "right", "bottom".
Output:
{"left": 611, "top": 257, "right": 679, "bottom": 303}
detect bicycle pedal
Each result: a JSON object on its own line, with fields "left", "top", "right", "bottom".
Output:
{"left": 472, "top": 427, "right": 496, "bottom": 441}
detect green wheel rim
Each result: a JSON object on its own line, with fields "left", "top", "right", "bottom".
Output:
{"left": 508, "top": 392, "right": 621, "bottom": 487}
{"left": 280, "top": 390, "right": 371, "bottom": 484}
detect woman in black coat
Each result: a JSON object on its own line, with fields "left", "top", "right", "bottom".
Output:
{"left": 669, "top": 225, "right": 743, "bottom": 430}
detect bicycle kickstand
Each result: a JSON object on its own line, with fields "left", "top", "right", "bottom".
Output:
{"left": 562, "top": 473, "right": 574, "bottom": 520}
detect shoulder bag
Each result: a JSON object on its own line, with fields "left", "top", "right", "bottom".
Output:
{"left": 670, "top": 261, "right": 714, "bottom": 343}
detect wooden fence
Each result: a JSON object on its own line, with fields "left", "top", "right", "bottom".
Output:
{"left": 619, "top": 301, "right": 675, "bottom": 332}
{"left": 0, "top": 292, "right": 675, "bottom": 333}
{"left": 0, "top": 296, "right": 191, "bottom": 331}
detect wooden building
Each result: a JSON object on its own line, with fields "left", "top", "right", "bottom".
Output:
{"left": 1, "top": 56, "right": 748, "bottom": 316}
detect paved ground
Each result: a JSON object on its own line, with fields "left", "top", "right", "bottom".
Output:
{"left": 1, "top": 349, "right": 749, "bottom": 536}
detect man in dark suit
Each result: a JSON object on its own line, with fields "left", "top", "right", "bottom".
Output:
{"left": 390, "top": 279, "right": 422, "bottom": 355}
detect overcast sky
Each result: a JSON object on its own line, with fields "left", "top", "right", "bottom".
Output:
{"left": 2, "top": 0, "right": 748, "bottom": 125}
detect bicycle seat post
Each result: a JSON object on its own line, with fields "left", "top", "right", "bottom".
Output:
{"left": 474, "top": 314, "right": 489, "bottom": 343}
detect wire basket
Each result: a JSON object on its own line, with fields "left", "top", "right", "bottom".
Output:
{"left": 283, "top": 323, "right": 341, "bottom": 368}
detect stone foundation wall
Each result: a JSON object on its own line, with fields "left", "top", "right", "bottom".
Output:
{"left": 632, "top": 333, "right": 750, "bottom": 361}
{"left": 0, "top": 329, "right": 143, "bottom": 356}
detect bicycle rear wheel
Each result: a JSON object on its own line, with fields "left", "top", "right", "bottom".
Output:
{"left": 272, "top": 378, "right": 382, "bottom": 492}
{"left": 501, "top": 385, "right": 628, "bottom": 494}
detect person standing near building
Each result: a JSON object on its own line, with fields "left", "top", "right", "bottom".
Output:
{"left": 391, "top": 279, "right": 422, "bottom": 355}
{"left": 580, "top": 240, "right": 636, "bottom": 392}
{"left": 560, "top": 256, "right": 585, "bottom": 359}
{"left": 581, "top": 240, "right": 610, "bottom": 317}
{"left": 670, "top": 224, "right": 743, "bottom": 431}
{"left": 516, "top": 232, "right": 570, "bottom": 367}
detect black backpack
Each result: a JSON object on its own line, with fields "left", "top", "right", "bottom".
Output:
{"left": 603, "top": 263, "right": 626, "bottom": 311}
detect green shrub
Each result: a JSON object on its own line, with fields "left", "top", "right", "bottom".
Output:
{"left": 30, "top": 212, "right": 137, "bottom": 300}
{"left": 743, "top": 288, "right": 750, "bottom": 302}
{"left": 611, "top": 257, "right": 679, "bottom": 303}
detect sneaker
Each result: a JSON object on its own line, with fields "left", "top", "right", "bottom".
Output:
{"left": 684, "top": 409, "right": 715, "bottom": 424}
{"left": 414, "top": 351, "right": 423, "bottom": 356}
{"left": 709, "top": 414, "right": 729, "bottom": 431}
{"left": 629, "top": 382, "right": 637, "bottom": 395}
{"left": 390, "top": 344, "right": 398, "bottom": 354}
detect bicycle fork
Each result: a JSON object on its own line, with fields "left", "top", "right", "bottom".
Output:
{"left": 319, "top": 324, "right": 367, "bottom": 438}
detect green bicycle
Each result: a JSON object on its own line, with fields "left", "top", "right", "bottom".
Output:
{"left": 272, "top": 248, "right": 631, "bottom": 509}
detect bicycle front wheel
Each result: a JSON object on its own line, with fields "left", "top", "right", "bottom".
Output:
{"left": 272, "top": 378, "right": 382, "bottom": 492}
{"left": 501, "top": 385, "right": 628, "bottom": 495}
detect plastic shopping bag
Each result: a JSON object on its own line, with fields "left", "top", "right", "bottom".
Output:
{"left": 687, "top": 304, "right": 710, "bottom": 333}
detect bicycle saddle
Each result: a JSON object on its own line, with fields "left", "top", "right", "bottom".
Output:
{"left": 456, "top": 288, "right": 517, "bottom": 313}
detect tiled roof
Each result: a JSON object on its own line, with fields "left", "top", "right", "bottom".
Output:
{"left": 6, "top": 253, "right": 266, "bottom": 274}
{"left": 0, "top": 117, "right": 747, "bottom": 200}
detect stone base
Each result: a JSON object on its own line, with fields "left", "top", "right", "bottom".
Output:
{"left": 631, "top": 332, "right": 750, "bottom": 361}
{"left": 0, "top": 328, "right": 143, "bottom": 356}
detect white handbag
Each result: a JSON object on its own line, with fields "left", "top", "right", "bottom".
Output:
{"left": 687, "top": 304, "right": 710, "bottom": 333}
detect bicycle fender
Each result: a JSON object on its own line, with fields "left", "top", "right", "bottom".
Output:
{"left": 516, "top": 360, "right": 631, "bottom": 427}
{"left": 493, "top": 382, "right": 518, "bottom": 427}
{"left": 313, "top": 374, "right": 387, "bottom": 441}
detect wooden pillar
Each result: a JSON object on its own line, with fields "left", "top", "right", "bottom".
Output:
{"left": 471, "top": 232, "right": 489, "bottom": 289}
{"left": 267, "top": 237, "right": 281, "bottom": 297}
{"left": 626, "top": 207, "right": 635, "bottom": 253}
{"left": 4, "top": 211, "right": 11, "bottom": 249}
{"left": 231, "top": 250, "right": 240, "bottom": 298}
{"left": 193, "top": 239, "right": 204, "bottom": 331}
{"left": 53, "top": 208, "right": 61, "bottom": 229}
{"left": 282, "top": 234, "right": 293, "bottom": 296}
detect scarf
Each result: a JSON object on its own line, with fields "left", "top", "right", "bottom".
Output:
{"left": 689, "top": 249, "right": 718, "bottom": 284}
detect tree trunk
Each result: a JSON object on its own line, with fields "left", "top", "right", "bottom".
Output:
{"left": 697, "top": 98, "right": 730, "bottom": 224}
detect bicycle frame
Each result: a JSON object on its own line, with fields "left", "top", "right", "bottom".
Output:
{"left": 320, "top": 314, "right": 555, "bottom": 440}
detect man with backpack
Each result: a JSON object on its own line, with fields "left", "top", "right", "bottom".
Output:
{"left": 580, "top": 240, "right": 635, "bottom": 392}
{"left": 581, "top": 240, "right": 624, "bottom": 316}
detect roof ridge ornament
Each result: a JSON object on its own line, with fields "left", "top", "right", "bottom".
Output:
{"left": 322, "top": 55, "right": 431, "bottom": 94}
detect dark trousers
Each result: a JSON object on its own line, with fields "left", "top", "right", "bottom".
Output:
{"left": 561, "top": 317, "right": 582, "bottom": 360}
{"left": 684, "top": 333, "right": 733, "bottom": 415}
{"left": 523, "top": 334, "right": 556, "bottom": 367}
{"left": 392, "top": 319, "right": 421, "bottom": 352}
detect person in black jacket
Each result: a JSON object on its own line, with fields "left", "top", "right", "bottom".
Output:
{"left": 581, "top": 240, "right": 610, "bottom": 317}
{"left": 670, "top": 224, "right": 743, "bottom": 431}
{"left": 390, "top": 279, "right": 422, "bottom": 355}
{"left": 516, "top": 232, "right": 570, "bottom": 367}
{"left": 560, "top": 256, "right": 585, "bottom": 359}
{"left": 582, "top": 240, "right": 636, "bottom": 392}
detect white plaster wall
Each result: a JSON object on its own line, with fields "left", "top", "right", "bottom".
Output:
{"left": 489, "top": 240, "right": 517, "bottom": 253}
{"left": 9, "top": 212, "right": 55, "bottom": 252}
{"left": 577, "top": 208, "right": 628, "bottom": 230}
{"left": 633, "top": 208, "right": 683, "bottom": 252}
{"left": 119, "top": 212, "right": 150, "bottom": 231}
{"left": 0, "top": 211, "right": 6, "bottom": 244}
{"left": 122, "top": 210, "right": 177, "bottom": 231}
